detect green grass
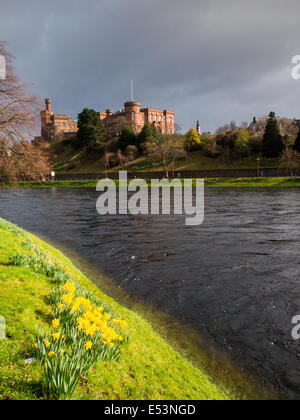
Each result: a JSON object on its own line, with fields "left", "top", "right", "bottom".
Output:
{"left": 0, "top": 218, "right": 229, "bottom": 400}
{"left": 2, "top": 177, "right": 300, "bottom": 189}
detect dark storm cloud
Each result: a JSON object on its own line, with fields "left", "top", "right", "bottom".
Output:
{"left": 1, "top": 0, "right": 300, "bottom": 132}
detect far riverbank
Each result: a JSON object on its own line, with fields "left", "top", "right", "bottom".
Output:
{"left": 1, "top": 177, "right": 300, "bottom": 188}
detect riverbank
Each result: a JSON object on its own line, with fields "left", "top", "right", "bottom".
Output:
{"left": 1, "top": 177, "right": 300, "bottom": 188}
{"left": 0, "top": 218, "right": 229, "bottom": 400}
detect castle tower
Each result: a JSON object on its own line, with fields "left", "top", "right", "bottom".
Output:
{"left": 40, "top": 98, "right": 54, "bottom": 141}
{"left": 124, "top": 101, "right": 141, "bottom": 130}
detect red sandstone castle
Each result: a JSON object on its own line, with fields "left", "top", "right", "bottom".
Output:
{"left": 38, "top": 99, "right": 175, "bottom": 142}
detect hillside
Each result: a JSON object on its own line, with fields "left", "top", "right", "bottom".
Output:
{"left": 47, "top": 137, "right": 284, "bottom": 175}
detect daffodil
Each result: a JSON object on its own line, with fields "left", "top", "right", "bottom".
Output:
{"left": 43, "top": 340, "right": 51, "bottom": 348}
{"left": 52, "top": 319, "right": 60, "bottom": 328}
{"left": 85, "top": 341, "right": 93, "bottom": 351}
{"left": 48, "top": 351, "right": 56, "bottom": 358}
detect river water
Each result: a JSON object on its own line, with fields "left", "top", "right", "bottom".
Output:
{"left": 0, "top": 187, "right": 300, "bottom": 399}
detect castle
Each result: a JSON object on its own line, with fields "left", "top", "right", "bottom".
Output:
{"left": 39, "top": 99, "right": 78, "bottom": 142}
{"left": 37, "top": 99, "right": 175, "bottom": 143}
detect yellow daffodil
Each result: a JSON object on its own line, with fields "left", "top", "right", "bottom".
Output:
{"left": 62, "top": 294, "right": 73, "bottom": 305}
{"left": 85, "top": 341, "right": 93, "bottom": 351}
{"left": 52, "top": 319, "right": 60, "bottom": 328}
{"left": 48, "top": 351, "right": 56, "bottom": 358}
{"left": 43, "top": 340, "right": 51, "bottom": 348}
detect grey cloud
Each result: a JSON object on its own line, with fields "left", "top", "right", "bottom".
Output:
{"left": 1, "top": 0, "right": 300, "bottom": 132}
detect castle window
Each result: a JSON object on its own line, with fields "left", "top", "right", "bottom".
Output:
{"left": 132, "top": 111, "right": 135, "bottom": 121}
{"left": 159, "top": 115, "right": 162, "bottom": 122}
{"left": 150, "top": 114, "right": 153, "bottom": 122}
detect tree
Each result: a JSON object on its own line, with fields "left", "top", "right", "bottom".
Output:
{"left": 77, "top": 108, "right": 105, "bottom": 151}
{"left": 202, "top": 137, "right": 220, "bottom": 158}
{"left": 184, "top": 128, "right": 201, "bottom": 152}
{"left": 144, "top": 134, "right": 181, "bottom": 178}
{"left": 262, "top": 112, "right": 283, "bottom": 157}
{"left": 0, "top": 141, "right": 50, "bottom": 181}
{"left": 118, "top": 125, "right": 137, "bottom": 151}
{"left": 138, "top": 123, "right": 157, "bottom": 145}
{"left": 0, "top": 41, "right": 49, "bottom": 181}
{"left": 280, "top": 147, "right": 299, "bottom": 177}
{"left": 293, "top": 126, "right": 300, "bottom": 153}
{"left": 235, "top": 128, "right": 250, "bottom": 157}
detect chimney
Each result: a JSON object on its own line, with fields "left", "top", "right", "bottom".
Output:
{"left": 45, "top": 99, "right": 51, "bottom": 112}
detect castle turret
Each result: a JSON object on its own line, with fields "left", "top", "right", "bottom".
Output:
{"left": 45, "top": 98, "right": 52, "bottom": 112}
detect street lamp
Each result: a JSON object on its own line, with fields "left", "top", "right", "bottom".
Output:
{"left": 257, "top": 157, "right": 260, "bottom": 177}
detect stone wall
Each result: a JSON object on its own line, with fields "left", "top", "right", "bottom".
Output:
{"left": 55, "top": 168, "right": 297, "bottom": 180}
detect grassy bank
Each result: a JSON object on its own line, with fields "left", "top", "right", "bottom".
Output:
{"left": 1, "top": 177, "right": 300, "bottom": 189}
{"left": 0, "top": 218, "right": 229, "bottom": 400}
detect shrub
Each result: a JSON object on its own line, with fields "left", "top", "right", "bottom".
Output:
{"left": 125, "top": 145, "right": 139, "bottom": 161}
{"left": 234, "top": 128, "right": 250, "bottom": 157}
{"left": 118, "top": 126, "right": 138, "bottom": 151}
{"left": 202, "top": 137, "right": 221, "bottom": 158}
{"left": 184, "top": 128, "right": 201, "bottom": 151}
{"left": 175, "top": 148, "right": 187, "bottom": 161}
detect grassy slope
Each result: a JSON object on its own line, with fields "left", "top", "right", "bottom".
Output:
{"left": 49, "top": 139, "right": 282, "bottom": 174}
{"left": 2, "top": 177, "right": 300, "bottom": 189}
{"left": 0, "top": 219, "right": 229, "bottom": 400}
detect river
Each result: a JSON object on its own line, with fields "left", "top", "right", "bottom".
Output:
{"left": 0, "top": 187, "right": 300, "bottom": 399}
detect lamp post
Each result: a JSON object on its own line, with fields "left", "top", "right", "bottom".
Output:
{"left": 257, "top": 157, "right": 260, "bottom": 177}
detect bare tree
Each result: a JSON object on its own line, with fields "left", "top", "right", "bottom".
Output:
{"left": 174, "top": 123, "right": 182, "bottom": 134}
{"left": 0, "top": 141, "right": 50, "bottom": 181}
{"left": 145, "top": 134, "right": 179, "bottom": 178}
{"left": 280, "top": 147, "right": 299, "bottom": 177}
{"left": 117, "top": 148, "right": 127, "bottom": 168}
{"left": 0, "top": 41, "right": 49, "bottom": 181}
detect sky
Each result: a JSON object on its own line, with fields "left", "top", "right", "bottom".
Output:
{"left": 1, "top": 0, "right": 300, "bottom": 133}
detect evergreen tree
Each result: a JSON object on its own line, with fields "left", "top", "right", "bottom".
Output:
{"left": 262, "top": 112, "right": 283, "bottom": 157}
{"left": 138, "top": 123, "right": 157, "bottom": 145}
{"left": 118, "top": 125, "right": 138, "bottom": 151}
{"left": 77, "top": 108, "right": 105, "bottom": 151}
{"left": 293, "top": 126, "right": 300, "bottom": 153}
